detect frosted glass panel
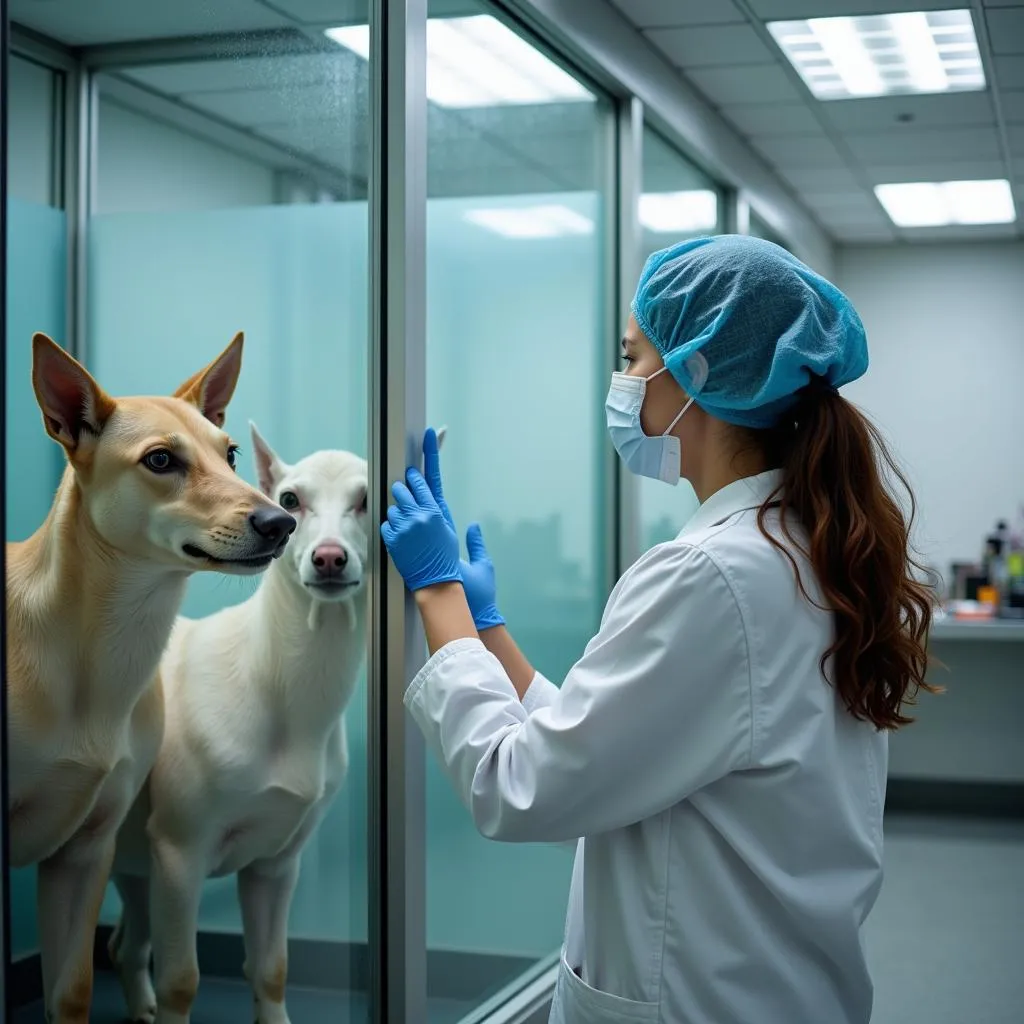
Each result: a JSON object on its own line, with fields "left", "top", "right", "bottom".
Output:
{"left": 426, "top": 186, "right": 606, "bottom": 1004}
{"left": 89, "top": 202, "right": 370, "bottom": 943}
{"left": 5, "top": 198, "right": 68, "bottom": 958}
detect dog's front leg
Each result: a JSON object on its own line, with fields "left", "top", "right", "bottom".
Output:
{"left": 37, "top": 836, "right": 116, "bottom": 1023}
{"left": 238, "top": 856, "right": 301, "bottom": 1024}
{"left": 150, "top": 836, "right": 207, "bottom": 1024}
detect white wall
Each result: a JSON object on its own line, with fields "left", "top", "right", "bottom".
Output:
{"left": 96, "top": 99, "right": 275, "bottom": 214}
{"left": 837, "top": 242, "right": 1024, "bottom": 586}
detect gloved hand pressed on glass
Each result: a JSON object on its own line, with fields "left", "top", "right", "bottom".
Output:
{"left": 380, "top": 467, "right": 461, "bottom": 591}
{"left": 422, "top": 427, "right": 505, "bottom": 630}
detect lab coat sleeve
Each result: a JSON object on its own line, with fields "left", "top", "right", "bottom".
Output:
{"left": 521, "top": 671, "right": 560, "bottom": 714}
{"left": 405, "top": 542, "right": 754, "bottom": 843}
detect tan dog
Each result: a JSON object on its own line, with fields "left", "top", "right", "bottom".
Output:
{"left": 6, "top": 333, "right": 296, "bottom": 1024}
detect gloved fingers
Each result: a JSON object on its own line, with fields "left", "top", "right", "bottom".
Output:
{"left": 380, "top": 521, "right": 396, "bottom": 548}
{"left": 423, "top": 429, "right": 454, "bottom": 527}
{"left": 466, "top": 522, "right": 489, "bottom": 562}
{"left": 391, "top": 480, "right": 418, "bottom": 510}
{"left": 405, "top": 468, "right": 438, "bottom": 511}
{"left": 385, "top": 504, "right": 403, "bottom": 528}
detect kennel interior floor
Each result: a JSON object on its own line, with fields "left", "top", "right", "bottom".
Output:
{"left": 12, "top": 814, "right": 1024, "bottom": 1023}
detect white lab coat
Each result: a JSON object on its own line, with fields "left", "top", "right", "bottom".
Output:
{"left": 406, "top": 469, "right": 887, "bottom": 1024}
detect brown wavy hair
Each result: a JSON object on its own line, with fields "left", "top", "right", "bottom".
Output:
{"left": 751, "top": 380, "right": 938, "bottom": 730}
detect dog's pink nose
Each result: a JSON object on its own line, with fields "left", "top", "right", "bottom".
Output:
{"left": 312, "top": 544, "right": 348, "bottom": 577}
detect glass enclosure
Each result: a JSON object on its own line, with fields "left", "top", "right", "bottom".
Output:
{"left": 634, "top": 127, "right": 720, "bottom": 553}
{"left": 2, "top": 2, "right": 793, "bottom": 1021}
{"left": 421, "top": 0, "right": 611, "bottom": 1013}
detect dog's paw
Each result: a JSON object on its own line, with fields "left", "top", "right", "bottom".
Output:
{"left": 118, "top": 967, "right": 157, "bottom": 1023}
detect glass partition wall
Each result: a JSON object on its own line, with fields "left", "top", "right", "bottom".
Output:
{"left": 1, "top": 3, "right": 762, "bottom": 1023}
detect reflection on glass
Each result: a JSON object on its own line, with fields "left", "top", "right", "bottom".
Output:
{"left": 6, "top": 52, "right": 68, "bottom": 966}
{"left": 422, "top": 1, "right": 610, "bottom": 1017}
{"left": 6, "top": 1, "right": 370, "bottom": 1019}
{"left": 635, "top": 128, "right": 721, "bottom": 552}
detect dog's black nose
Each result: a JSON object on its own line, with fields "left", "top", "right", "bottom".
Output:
{"left": 249, "top": 507, "right": 296, "bottom": 546}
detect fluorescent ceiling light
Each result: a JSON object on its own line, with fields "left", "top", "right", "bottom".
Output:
{"left": 874, "top": 180, "right": 1016, "bottom": 227}
{"left": 767, "top": 9, "right": 985, "bottom": 100}
{"left": 325, "top": 16, "right": 593, "bottom": 108}
{"left": 463, "top": 205, "right": 594, "bottom": 238}
{"left": 639, "top": 191, "right": 718, "bottom": 233}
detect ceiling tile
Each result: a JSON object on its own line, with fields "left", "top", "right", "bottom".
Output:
{"left": 8, "top": 0, "right": 290, "bottom": 45}
{"left": 777, "top": 166, "right": 863, "bottom": 191}
{"left": 821, "top": 92, "right": 996, "bottom": 133}
{"left": 818, "top": 208, "right": 892, "bottom": 231}
{"left": 801, "top": 191, "right": 880, "bottom": 216}
{"left": 1004, "top": 90, "right": 1024, "bottom": 121}
{"left": 747, "top": 0, "right": 965, "bottom": 18}
{"left": 985, "top": 7, "right": 1024, "bottom": 55}
{"left": 864, "top": 159, "right": 1011, "bottom": 183}
{"left": 899, "top": 224, "right": 1021, "bottom": 242}
{"left": 829, "top": 224, "right": 899, "bottom": 244}
{"left": 749, "top": 133, "right": 848, "bottom": 170}
{"left": 608, "top": 0, "right": 745, "bottom": 29}
{"left": 1007, "top": 123, "right": 1024, "bottom": 156}
{"left": 996, "top": 56, "right": 1024, "bottom": 89}
{"left": 844, "top": 127, "right": 1003, "bottom": 165}
{"left": 720, "top": 101, "right": 822, "bottom": 136}
{"left": 686, "top": 64, "right": 803, "bottom": 106}
{"left": 645, "top": 24, "right": 776, "bottom": 68}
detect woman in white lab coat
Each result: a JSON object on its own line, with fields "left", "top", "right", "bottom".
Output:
{"left": 381, "top": 235, "right": 935, "bottom": 1024}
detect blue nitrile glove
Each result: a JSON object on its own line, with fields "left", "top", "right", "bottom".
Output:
{"left": 380, "top": 467, "right": 461, "bottom": 591}
{"left": 422, "top": 428, "right": 506, "bottom": 630}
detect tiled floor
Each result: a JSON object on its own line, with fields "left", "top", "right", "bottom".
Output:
{"left": 865, "top": 814, "right": 1024, "bottom": 1024}
{"left": 13, "top": 814, "right": 1024, "bottom": 1022}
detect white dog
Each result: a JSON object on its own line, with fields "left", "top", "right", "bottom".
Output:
{"left": 111, "top": 423, "right": 429, "bottom": 1024}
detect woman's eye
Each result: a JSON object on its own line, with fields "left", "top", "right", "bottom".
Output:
{"left": 227, "top": 445, "right": 239, "bottom": 471}
{"left": 279, "top": 491, "right": 300, "bottom": 511}
{"left": 143, "top": 449, "right": 175, "bottom": 473}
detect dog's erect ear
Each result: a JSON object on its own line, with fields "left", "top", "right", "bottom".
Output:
{"left": 32, "top": 333, "right": 116, "bottom": 451}
{"left": 436, "top": 425, "right": 448, "bottom": 450}
{"left": 173, "top": 332, "right": 244, "bottom": 428}
{"left": 249, "top": 421, "right": 285, "bottom": 496}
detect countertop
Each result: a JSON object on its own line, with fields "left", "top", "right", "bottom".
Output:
{"left": 930, "top": 619, "right": 1024, "bottom": 643}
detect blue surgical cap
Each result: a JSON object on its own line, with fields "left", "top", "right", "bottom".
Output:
{"left": 631, "top": 235, "right": 868, "bottom": 429}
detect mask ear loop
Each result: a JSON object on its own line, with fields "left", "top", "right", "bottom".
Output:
{"left": 662, "top": 396, "right": 695, "bottom": 437}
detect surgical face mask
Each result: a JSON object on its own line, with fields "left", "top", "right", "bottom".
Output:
{"left": 605, "top": 366, "right": 694, "bottom": 486}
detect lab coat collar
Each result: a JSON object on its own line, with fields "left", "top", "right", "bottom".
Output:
{"left": 679, "top": 469, "right": 784, "bottom": 538}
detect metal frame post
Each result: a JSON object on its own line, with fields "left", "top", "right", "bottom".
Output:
{"left": 366, "top": 0, "right": 429, "bottom": 1021}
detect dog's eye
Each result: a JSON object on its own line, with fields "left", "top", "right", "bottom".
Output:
{"left": 227, "top": 445, "right": 239, "bottom": 471}
{"left": 356, "top": 490, "right": 368, "bottom": 514}
{"left": 142, "top": 449, "right": 176, "bottom": 474}
{"left": 279, "top": 491, "right": 300, "bottom": 511}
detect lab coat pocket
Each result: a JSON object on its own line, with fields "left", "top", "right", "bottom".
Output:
{"left": 551, "top": 955, "right": 660, "bottom": 1023}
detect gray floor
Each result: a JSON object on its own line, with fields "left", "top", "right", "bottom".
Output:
{"left": 13, "top": 813, "right": 1024, "bottom": 1022}
{"left": 865, "top": 814, "right": 1024, "bottom": 1024}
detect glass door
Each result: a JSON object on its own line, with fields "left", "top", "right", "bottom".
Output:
{"left": 5, "top": 0, "right": 375, "bottom": 1019}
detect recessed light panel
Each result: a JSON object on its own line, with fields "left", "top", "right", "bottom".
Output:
{"left": 463, "top": 205, "right": 595, "bottom": 238}
{"left": 326, "top": 16, "right": 593, "bottom": 108}
{"left": 874, "top": 180, "right": 1015, "bottom": 227}
{"left": 768, "top": 10, "right": 985, "bottom": 100}
{"left": 639, "top": 191, "right": 718, "bottom": 233}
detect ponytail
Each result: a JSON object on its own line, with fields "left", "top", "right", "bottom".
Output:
{"left": 755, "top": 381, "right": 938, "bottom": 730}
